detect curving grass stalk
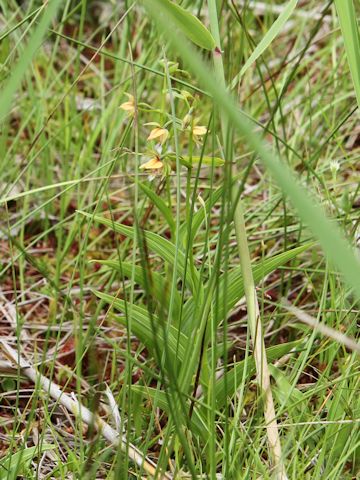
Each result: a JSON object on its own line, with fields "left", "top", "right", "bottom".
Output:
{"left": 207, "top": 1, "right": 287, "bottom": 478}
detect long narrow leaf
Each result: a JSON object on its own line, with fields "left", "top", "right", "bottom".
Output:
{"left": 215, "top": 243, "right": 313, "bottom": 323}
{"left": 139, "top": 182, "right": 176, "bottom": 235}
{"left": 131, "top": 385, "right": 209, "bottom": 441}
{"left": 214, "top": 340, "right": 300, "bottom": 407}
{"left": 94, "top": 260, "right": 182, "bottom": 318}
{"left": 79, "top": 211, "right": 200, "bottom": 294}
{"left": 94, "top": 290, "right": 188, "bottom": 363}
{"left": 0, "top": 445, "right": 55, "bottom": 480}
{"left": 232, "top": 0, "right": 298, "bottom": 86}
{"left": 178, "top": 180, "right": 233, "bottom": 246}
{"left": 182, "top": 243, "right": 313, "bottom": 332}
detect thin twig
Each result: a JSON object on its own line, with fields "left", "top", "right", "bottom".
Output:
{"left": 282, "top": 299, "right": 360, "bottom": 355}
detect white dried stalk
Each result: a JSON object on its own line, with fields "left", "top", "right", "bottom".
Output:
{"left": 0, "top": 341, "right": 171, "bottom": 480}
{"left": 104, "top": 385, "right": 123, "bottom": 433}
{"left": 282, "top": 300, "right": 360, "bottom": 355}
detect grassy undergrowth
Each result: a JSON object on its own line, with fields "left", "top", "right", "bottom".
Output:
{"left": 0, "top": 1, "right": 359, "bottom": 479}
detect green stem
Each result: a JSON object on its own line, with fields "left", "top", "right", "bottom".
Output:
{"left": 207, "top": 1, "right": 287, "bottom": 478}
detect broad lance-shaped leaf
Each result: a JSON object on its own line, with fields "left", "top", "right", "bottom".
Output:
{"left": 322, "top": 382, "right": 353, "bottom": 459}
{"left": 182, "top": 243, "right": 313, "bottom": 333}
{"left": 94, "top": 290, "right": 188, "bottom": 364}
{"left": 191, "top": 155, "right": 224, "bottom": 166}
{"left": 269, "top": 364, "right": 309, "bottom": 417}
{"left": 142, "top": 0, "right": 215, "bottom": 51}
{"left": 178, "top": 155, "right": 224, "bottom": 168}
{"left": 139, "top": 181, "right": 176, "bottom": 235}
{"left": 0, "top": 444, "right": 55, "bottom": 479}
{"left": 131, "top": 385, "right": 209, "bottom": 441}
{"left": 178, "top": 179, "right": 236, "bottom": 247}
{"left": 213, "top": 340, "right": 300, "bottom": 408}
{"left": 269, "top": 366, "right": 322, "bottom": 450}
{"left": 215, "top": 242, "right": 313, "bottom": 323}
{"left": 79, "top": 211, "right": 200, "bottom": 294}
{"left": 94, "top": 260, "right": 182, "bottom": 319}
{"left": 132, "top": 342, "right": 299, "bottom": 437}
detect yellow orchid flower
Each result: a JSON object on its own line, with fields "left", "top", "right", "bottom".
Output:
{"left": 119, "top": 93, "right": 135, "bottom": 115}
{"left": 147, "top": 127, "right": 169, "bottom": 144}
{"left": 192, "top": 125, "right": 207, "bottom": 137}
{"left": 192, "top": 124, "right": 207, "bottom": 144}
{"left": 139, "top": 156, "right": 163, "bottom": 170}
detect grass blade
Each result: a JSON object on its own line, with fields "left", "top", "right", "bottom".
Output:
{"left": 334, "top": 0, "right": 360, "bottom": 109}
{"left": 213, "top": 341, "right": 300, "bottom": 408}
{"left": 0, "top": 0, "right": 62, "bottom": 122}
{"left": 216, "top": 243, "right": 313, "bottom": 324}
{"left": 232, "top": 0, "right": 298, "bottom": 86}
{"left": 139, "top": 181, "right": 176, "bottom": 235}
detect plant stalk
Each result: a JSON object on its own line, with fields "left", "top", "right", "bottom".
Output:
{"left": 207, "top": 1, "right": 287, "bottom": 478}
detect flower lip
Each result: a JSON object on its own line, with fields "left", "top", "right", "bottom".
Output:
{"left": 192, "top": 125, "right": 207, "bottom": 136}
{"left": 120, "top": 102, "right": 134, "bottom": 111}
{"left": 147, "top": 127, "right": 169, "bottom": 144}
{"left": 139, "top": 157, "right": 163, "bottom": 170}
{"left": 120, "top": 93, "right": 135, "bottom": 114}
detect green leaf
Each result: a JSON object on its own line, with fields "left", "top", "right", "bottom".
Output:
{"left": 231, "top": 0, "right": 298, "bottom": 86}
{"left": 181, "top": 155, "right": 224, "bottom": 167}
{"left": 216, "top": 243, "right": 313, "bottom": 323}
{"left": 182, "top": 243, "right": 313, "bottom": 331}
{"left": 132, "top": 344, "right": 301, "bottom": 440}
{"left": 94, "top": 260, "right": 182, "bottom": 318}
{"left": 139, "top": 181, "right": 176, "bottom": 235}
{"left": 131, "top": 385, "right": 209, "bottom": 440}
{"left": 0, "top": 445, "right": 55, "bottom": 480}
{"left": 269, "top": 365, "right": 321, "bottom": 450}
{"left": 94, "top": 290, "right": 188, "bottom": 364}
{"left": 79, "top": 211, "right": 200, "bottom": 294}
{"left": 269, "top": 364, "right": 306, "bottom": 411}
{"left": 178, "top": 181, "right": 233, "bottom": 246}
{"left": 144, "top": 0, "right": 215, "bottom": 51}
{"left": 334, "top": 0, "right": 360, "bottom": 109}
{"left": 214, "top": 341, "right": 300, "bottom": 408}
{"left": 322, "top": 382, "right": 354, "bottom": 459}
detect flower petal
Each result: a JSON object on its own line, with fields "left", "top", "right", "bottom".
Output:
{"left": 192, "top": 125, "right": 207, "bottom": 136}
{"left": 120, "top": 93, "right": 135, "bottom": 113}
{"left": 139, "top": 158, "right": 163, "bottom": 170}
{"left": 120, "top": 101, "right": 134, "bottom": 111}
{"left": 147, "top": 127, "right": 169, "bottom": 143}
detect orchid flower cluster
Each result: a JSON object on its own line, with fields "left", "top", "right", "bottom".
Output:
{"left": 119, "top": 88, "right": 208, "bottom": 175}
